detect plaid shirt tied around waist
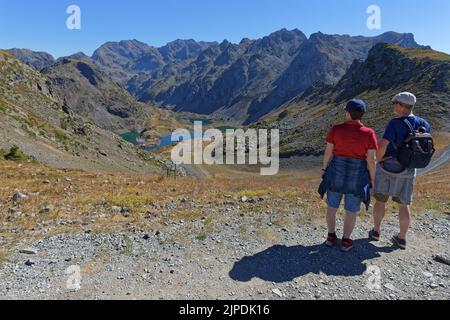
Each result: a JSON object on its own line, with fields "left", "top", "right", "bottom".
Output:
{"left": 318, "top": 156, "right": 371, "bottom": 210}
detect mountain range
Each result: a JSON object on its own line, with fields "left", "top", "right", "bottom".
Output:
{"left": 2, "top": 28, "right": 449, "bottom": 166}
{"left": 6, "top": 29, "right": 431, "bottom": 126}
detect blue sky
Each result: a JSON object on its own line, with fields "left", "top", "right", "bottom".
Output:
{"left": 0, "top": 0, "right": 449, "bottom": 58}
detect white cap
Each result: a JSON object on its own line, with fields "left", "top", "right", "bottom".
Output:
{"left": 392, "top": 92, "right": 417, "bottom": 106}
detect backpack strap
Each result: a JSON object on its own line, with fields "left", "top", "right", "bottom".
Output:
{"left": 403, "top": 118, "right": 415, "bottom": 133}
{"left": 391, "top": 117, "right": 416, "bottom": 151}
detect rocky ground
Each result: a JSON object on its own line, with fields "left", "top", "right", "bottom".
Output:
{"left": 0, "top": 207, "right": 448, "bottom": 300}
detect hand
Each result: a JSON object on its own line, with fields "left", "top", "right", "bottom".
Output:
{"left": 321, "top": 168, "right": 327, "bottom": 179}
{"left": 370, "top": 180, "right": 375, "bottom": 189}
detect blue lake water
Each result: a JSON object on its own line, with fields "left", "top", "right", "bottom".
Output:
{"left": 121, "top": 126, "right": 238, "bottom": 151}
{"left": 119, "top": 131, "right": 140, "bottom": 145}
{"left": 120, "top": 131, "right": 181, "bottom": 151}
{"left": 144, "top": 130, "right": 204, "bottom": 151}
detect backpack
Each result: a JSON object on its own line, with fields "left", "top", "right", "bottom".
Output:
{"left": 394, "top": 118, "right": 435, "bottom": 169}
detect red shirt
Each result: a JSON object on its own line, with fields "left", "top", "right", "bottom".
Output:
{"left": 326, "top": 121, "right": 378, "bottom": 160}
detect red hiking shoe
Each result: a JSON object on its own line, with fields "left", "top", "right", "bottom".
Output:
{"left": 325, "top": 233, "right": 338, "bottom": 247}
{"left": 340, "top": 239, "right": 354, "bottom": 252}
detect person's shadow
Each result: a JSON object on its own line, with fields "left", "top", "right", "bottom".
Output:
{"left": 229, "top": 239, "right": 396, "bottom": 283}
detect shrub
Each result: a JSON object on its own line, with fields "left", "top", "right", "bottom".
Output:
{"left": 107, "top": 195, "right": 154, "bottom": 212}
{"left": 55, "top": 130, "right": 68, "bottom": 143}
{"left": 4, "top": 145, "right": 27, "bottom": 161}
{"left": 60, "top": 118, "right": 69, "bottom": 130}
{"left": 0, "top": 100, "right": 8, "bottom": 112}
{"left": 278, "top": 110, "right": 289, "bottom": 120}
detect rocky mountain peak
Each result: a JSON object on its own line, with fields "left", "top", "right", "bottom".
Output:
{"left": 219, "top": 39, "right": 232, "bottom": 50}
{"left": 335, "top": 43, "right": 450, "bottom": 100}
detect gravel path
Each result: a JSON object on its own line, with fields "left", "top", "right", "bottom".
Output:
{"left": 0, "top": 209, "right": 448, "bottom": 300}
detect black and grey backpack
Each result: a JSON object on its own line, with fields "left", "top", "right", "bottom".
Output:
{"left": 394, "top": 118, "right": 435, "bottom": 169}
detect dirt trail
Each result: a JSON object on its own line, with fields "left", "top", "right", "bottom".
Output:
{"left": 180, "top": 164, "right": 209, "bottom": 179}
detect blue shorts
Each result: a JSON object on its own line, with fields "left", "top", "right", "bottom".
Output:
{"left": 326, "top": 191, "right": 362, "bottom": 213}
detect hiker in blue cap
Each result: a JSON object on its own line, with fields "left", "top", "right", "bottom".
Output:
{"left": 319, "top": 99, "right": 378, "bottom": 252}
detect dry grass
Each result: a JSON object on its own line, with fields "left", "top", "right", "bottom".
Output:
{"left": 0, "top": 158, "right": 323, "bottom": 247}
{"left": 256, "top": 227, "right": 279, "bottom": 243}
{"left": 0, "top": 250, "right": 10, "bottom": 268}
{"left": 415, "top": 162, "right": 450, "bottom": 214}
{"left": 433, "top": 132, "right": 450, "bottom": 156}
{"left": 1, "top": 143, "right": 449, "bottom": 253}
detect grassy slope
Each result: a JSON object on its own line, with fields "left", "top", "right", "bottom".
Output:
{"left": 398, "top": 46, "right": 450, "bottom": 62}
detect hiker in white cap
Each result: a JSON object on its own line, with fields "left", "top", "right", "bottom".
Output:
{"left": 369, "top": 92, "right": 432, "bottom": 250}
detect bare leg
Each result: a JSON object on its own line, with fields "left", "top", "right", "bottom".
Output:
{"left": 398, "top": 204, "right": 411, "bottom": 240}
{"left": 373, "top": 200, "right": 386, "bottom": 233}
{"left": 343, "top": 212, "right": 357, "bottom": 239}
{"left": 326, "top": 207, "right": 338, "bottom": 234}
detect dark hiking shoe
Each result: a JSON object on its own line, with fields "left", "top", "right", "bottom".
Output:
{"left": 340, "top": 239, "right": 354, "bottom": 252}
{"left": 325, "top": 233, "right": 338, "bottom": 247}
{"left": 392, "top": 235, "right": 407, "bottom": 250}
{"left": 369, "top": 229, "right": 381, "bottom": 241}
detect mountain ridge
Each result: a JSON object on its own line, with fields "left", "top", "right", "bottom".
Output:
{"left": 6, "top": 48, "right": 56, "bottom": 71}
{"left": 256, "top": 43, "right": 450, "bottom": 157}
{"left": 85, "top": 29, "right": 426, "bottom": 124}
{"left": 3, "top": 29, "right": 441, "bottom": 130}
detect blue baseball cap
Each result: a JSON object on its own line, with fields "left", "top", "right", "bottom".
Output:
{"left": 345, "top": 99, "right": 367, "bottom": 113}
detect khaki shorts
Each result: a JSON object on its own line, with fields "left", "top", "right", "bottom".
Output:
{"left": 373, "top": 193, "right": 407, "bottom": 205}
